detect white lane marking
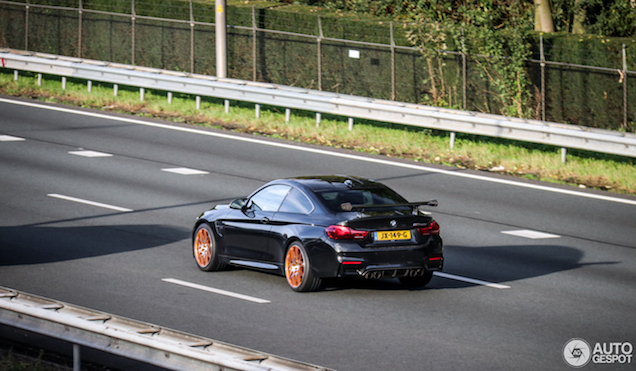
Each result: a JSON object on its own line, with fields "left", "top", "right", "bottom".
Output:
{"left": 502, "top": 230, "right": 561, "bottom": 239}
{"left": 69, "top": 150, "right": 113, "bottom": 157}
{"left": 162, "top": 278, "right": 271, "bottom": 304}
{"left": 48, "top": 194, "right": 133, "bottom": 212}
{"left": 3, "top": 97, "right": 635, "bottom": 206}
{"left": 433, "top": 272, "right": 511, "bottom": 289}
{"left": 0, "top": 135, "right": 25, "bottom": 141}
{"left": 161, "top": 167, "right": 209, "bottom": 175}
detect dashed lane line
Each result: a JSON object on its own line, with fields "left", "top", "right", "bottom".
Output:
{"left": 69, "top": 150, "right": 113, "bottom": 157}
{"left": 434, "top": 272, "right": 511, "bottom": 289}
{"left": 162, "top": 278, "right": 271, "bottom": 304}
{"left": 48, "top": 194, "right": 133, "bottom": 212}
{"left": 501, "top": 230, "right": 561, "bottom": 239}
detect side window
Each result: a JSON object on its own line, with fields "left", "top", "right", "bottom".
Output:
{"left": 279, "top": 188, "right": 314, "bottom": 214}
{"left": 247, "top": 185, "right": 291, "bottom": 212}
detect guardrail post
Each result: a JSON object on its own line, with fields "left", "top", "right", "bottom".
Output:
{"left": 450, "top": 132, "right": 456, "bottom": 150}
{"left": 561, "top": 147, "right": 567, "bottom": 163}
{"left": 285, "top": 108, "right": 291, "bottom": 123}
{"left": 225, "top": 99, "right": 230, "bottom": 113}
{"left": 62, "top": 77, "right": 67, "bottom": 90}
{"left": 14, "top": 70, "right": 18, "bottom": 81}
{"left": 139, "top": 87, "right": 144, "bottom": 101}
{"left": 255, "top": 103, "right": 260, "bottom": 118}
{"left": 114, "top": 84, "right": 118, "bottom": 96}
{"left": 348, "top": 117, "right": 353, "bottom": 131}
{"left": 87, "top": 80, "right": 92, "bottom": 93}
{"left": 196, "top": 95, "right": 201, "bottom": 110}
{"left": 168, "top": 92, "right": 172, "bottom": 104}
{"left": 316, "top": 113, "right": 321, "bottom": 128}
{"left": 73, "top": 344, "right": 81, "bottom": 371}
{"left": 37, "top": 73, "right": 42, "bottom": 86}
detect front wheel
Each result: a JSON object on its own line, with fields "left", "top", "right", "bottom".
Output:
{"left": 399, "top": 271, "right": 434, "bottom": 288}
{"left": 193, "top": 223, "right": 225, "bottom": 271}
{"left": 284, "top": 241, "right": 321, "bottom": 292}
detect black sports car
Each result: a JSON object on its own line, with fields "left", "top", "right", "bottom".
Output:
{"left": 192, "top": 175, "right": 443, "bottom": 292}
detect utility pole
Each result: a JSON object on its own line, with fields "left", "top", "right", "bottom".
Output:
{"left": 216, "top": 0, "right": 227, "bottom": 78}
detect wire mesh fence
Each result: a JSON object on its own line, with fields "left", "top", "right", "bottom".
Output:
{"left": 0, "top": 0, "right": 634, "bottom": 132}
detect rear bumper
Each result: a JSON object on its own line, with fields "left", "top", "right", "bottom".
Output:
{"left": 309, "top": 236, "right": 444, "bottom": 279}
{"left": 339, "top": 257, "right": 443, "bottom": 279}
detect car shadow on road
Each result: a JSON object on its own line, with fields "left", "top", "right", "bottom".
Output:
{"left": 320, "top": 243, "right": 618, "bottom": 291}
{"left": 0, "top": 224, "right": 190, "bottom": 265}
{"left": 429, "top": 243, "right": 618, "bottom": 290}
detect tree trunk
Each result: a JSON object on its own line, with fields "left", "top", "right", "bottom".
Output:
{"left": 534, "top": 0, "right": 555, "bottom": 32}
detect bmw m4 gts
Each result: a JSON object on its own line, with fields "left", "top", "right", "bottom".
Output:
{"left": 192, "top": 175, "right": 443, "bottom": 292}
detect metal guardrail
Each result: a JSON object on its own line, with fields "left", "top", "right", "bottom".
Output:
{"left": 2, "top": 48, "right": 635, "bottom": 159}
{"left": 0, "top": 286, "right": 333, "bottom": 371}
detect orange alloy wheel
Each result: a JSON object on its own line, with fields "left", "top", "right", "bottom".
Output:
{"left": 285, "top": 244, "right": 305, "bottom": 288}
{"left": 194, "top": 227, "right": 211, "bottom": 268}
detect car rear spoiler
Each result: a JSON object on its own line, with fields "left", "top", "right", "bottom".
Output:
{"left": 340, "top": 200, "right": 438, "bottom": 212}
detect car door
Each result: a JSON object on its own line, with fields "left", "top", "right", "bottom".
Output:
{"left": 220, "top": 184, "right": 291, "bottom": 261}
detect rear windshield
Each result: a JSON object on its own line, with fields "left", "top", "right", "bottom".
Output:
{"left": 316, "top": 187, "right": 408, "bottom": 212}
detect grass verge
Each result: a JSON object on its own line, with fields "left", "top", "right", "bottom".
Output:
{"left": 1, "top": 70, "right": 635, "bottom": 195}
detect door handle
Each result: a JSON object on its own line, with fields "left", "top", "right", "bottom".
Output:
{"left": 260, "top": 217, "right": 270, "bottom": 223}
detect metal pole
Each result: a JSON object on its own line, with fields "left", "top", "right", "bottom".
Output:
{"left": 215, "top": 0, "right": 227, "bottom": 78}
{"left": 461, "top": 28, "right": 466, "bottom": 110}
{"left": 390, "top": 21, "right": 395, "bottom": 101}
{"left": 317, "top": 16, "right": 322, "bottom": 91}
{"left": 131, "top": 0, "right": 136, "bottom": 65}
{"left": 623, "top": 44, "right": 628, "bottom": 130}
{"left": 24, "top": 0, "right": 29, "bottom": 50}
{"left": 540, "top": 34, "right": 546, "bottom": 121}
{"left": 252, "top": 6, "right": 257, "bottom": 81}
{"left": 190, "top": 0, "right": 194, "bottom": 73}
{"left": 78, "top": 0, "right": 83, "bottom": 58}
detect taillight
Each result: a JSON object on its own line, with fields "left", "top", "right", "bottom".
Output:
{"left": 417, "top": 221, "right": 440, "bottom": 236}
{"left": 326, "top": 225, "right": 369, "bottom": 240}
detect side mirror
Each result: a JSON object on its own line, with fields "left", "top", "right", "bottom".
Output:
{"left": 230, "top": 198, "right": 246, "bottom": 210}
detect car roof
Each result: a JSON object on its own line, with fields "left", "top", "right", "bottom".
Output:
{"left": 280, "top": 175, "right": 384, "bottom": 192}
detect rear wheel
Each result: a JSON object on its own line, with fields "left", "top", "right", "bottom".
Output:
{"left": 285, "top": 241, "right": 321, "bottom": 292}
{"left": 399, "top": 271, "right": 434, "bottom": 288}
{"left": 193, "top": 223, "right": 225, "bottom": 271}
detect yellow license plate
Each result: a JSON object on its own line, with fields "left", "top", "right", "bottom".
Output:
{"left": 376, "top": 230, "right": 411, "bottom": 241}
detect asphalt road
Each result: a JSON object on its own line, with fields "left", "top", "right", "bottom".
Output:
{"left": 1, "top": 96, "right": 635, "bottom": 371}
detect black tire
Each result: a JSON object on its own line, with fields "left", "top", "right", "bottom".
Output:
{"left": 193, "top": 223, "right": 225, "bottom": 271}
{"left": 399, "top": 270, "right": 434, "bottom": 288}
{"left": 284, "top": 241, "right": 321, "bottom": 292}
